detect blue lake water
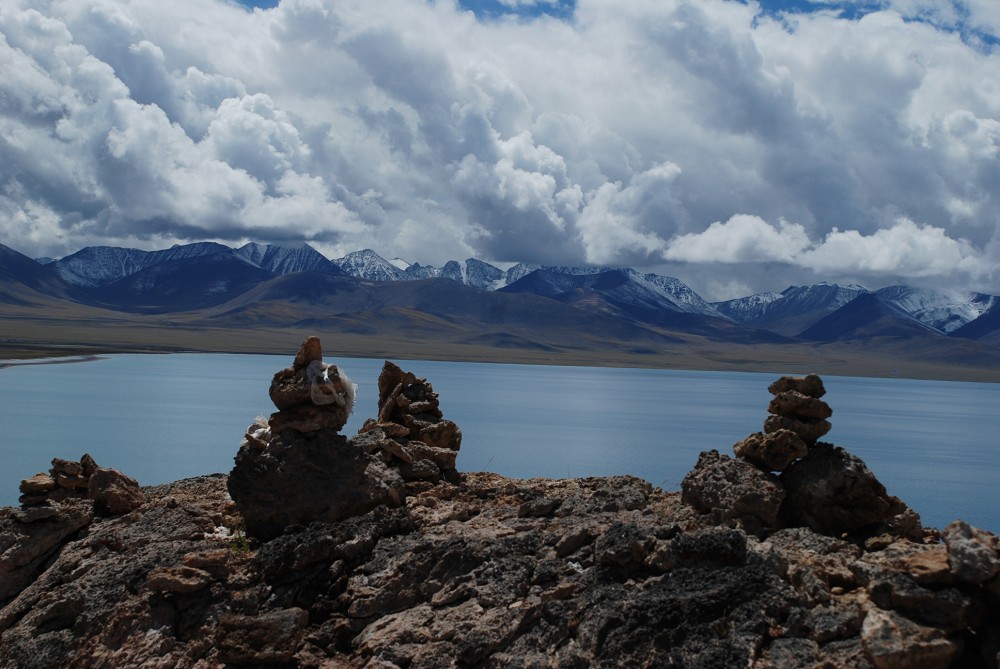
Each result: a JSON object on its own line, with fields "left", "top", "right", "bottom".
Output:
{"left": 1, "top": 353, "right": 998, "bottom": 534}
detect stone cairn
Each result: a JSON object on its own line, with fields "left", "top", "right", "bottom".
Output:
{"left": 229, "top": 337, "right": 463, "bottom": 540}
{"left": 733, "top": 373, "right": 831, "bottom": 471}
{"left": 266, "top": 334, "right": 357, "bottom": 434}
{"left": 353, "top": 361, "right": 462, "bottom": 484}
{"left": 18, "top": 454, "right": 145, "bottom": 516}
{"left": 682, "top": 373, "right": 922, "bottom": 541}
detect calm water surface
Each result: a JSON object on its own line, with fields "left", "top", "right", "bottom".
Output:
{"left": 1, "top": 354, "right": 997, "bottom": 533}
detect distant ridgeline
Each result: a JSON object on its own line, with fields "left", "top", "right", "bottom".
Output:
{"left": 1, "top": 240, "right": 999, "bottom": 371}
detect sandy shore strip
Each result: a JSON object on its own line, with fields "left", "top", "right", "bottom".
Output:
{"left": 0, "top": 354, "right": 106, "bottom": 370}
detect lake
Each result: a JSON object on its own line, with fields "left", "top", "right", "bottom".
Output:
{"left": 1, "top": 353, "right": 998, "bottom": 534}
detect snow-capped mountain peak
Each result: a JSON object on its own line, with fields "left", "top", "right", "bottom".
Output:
{"left": 875, "top": 285, "right": 998, "bottom": 333}
{"left": 334, "top": 249, "right": 407, "bottom": 282}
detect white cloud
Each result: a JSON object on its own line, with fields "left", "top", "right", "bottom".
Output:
{"left": 804, "top": 218, "right": 986, "bottom": 278}
{"left": 663, "top": 214, "right": 989, "bottom": 285}
{"left": 665, "top": 215, "right": 811, "bottom": 264}
{"left": 0, "top": 0, "right": 998, "bottom": 296}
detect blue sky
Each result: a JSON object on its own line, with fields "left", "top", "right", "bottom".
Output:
{"left": 4, "top": 0, "right": 1000, "bottom": 299}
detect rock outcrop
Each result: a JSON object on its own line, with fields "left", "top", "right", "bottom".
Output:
{"left": 228, "top": 339, "right": 464, "bottom": 541}
{"left": 684, "top": 373, "right": 922, "bottom": 541}
{"left": 228, "top": 337, "right": 405, "bottom": 541}
{"left": 352, "top": 360, "right": 463, "bottom": 485}
{"left": 18, "top": 453, "right": 144, "bottom": 515}
{"left": 4, "top": 365, "right": 1000, "bottom": 668}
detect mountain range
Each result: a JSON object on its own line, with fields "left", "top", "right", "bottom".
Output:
{"left": 3, "top": 240, "right": 1000, "bottom": 375}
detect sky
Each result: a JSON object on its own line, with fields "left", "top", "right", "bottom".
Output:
{"left": 1, "top": 1, "right": 999, "bottom": 300}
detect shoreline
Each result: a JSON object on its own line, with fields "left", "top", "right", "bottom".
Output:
{"left": 2, "top": 343, "right": 1000, "bottom": 385}
{"left": 0, "top": 354, "right": 106, "bottom": 370}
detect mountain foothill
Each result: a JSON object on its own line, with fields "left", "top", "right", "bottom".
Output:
{"left": 2, "top": 240, "right": 999, "bottom": 379}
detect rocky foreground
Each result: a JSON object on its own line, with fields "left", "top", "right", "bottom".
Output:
{"left": 3, "top": 340, "right": 1000, "bottom": 668}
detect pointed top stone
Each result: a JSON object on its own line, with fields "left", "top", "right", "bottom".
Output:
{"left": 293, "top": 336, "right": 323, "bottom": 369}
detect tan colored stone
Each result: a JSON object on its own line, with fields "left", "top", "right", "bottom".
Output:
{"left": 19, "top": 473, "right": 57, "bottom": 495}
{"left": 147, "top": 566, "right": 213, "bottom": 593}
{"left": 89, "top": 468, "right": 145, "bottom": 515}
{"left": 768, "top": 391, "right": 833, "bottom": 420}
{"left": 733, "top": 430, "right": 808, "bottom": 471}
{"left": 764, "top": 414, "right": 831, "bottom": 445}
{"left": 293, "top": 336, "right": 323, "bottom": 370}
{"left": 861, "top": 609, "right": 958, "bottom": 669}
{"left": 768, "top": 374, "right": 826, "bottom": 398}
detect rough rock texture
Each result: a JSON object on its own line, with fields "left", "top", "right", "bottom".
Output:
{"left": 18, "top": 454, "right": 143, "bottom": 511}
{"left": 228, "top": 424, "right": 405, "bottom": 541}
{"left": 734, "top": 429, "right": 809, "bottom": 472}
{"left": 764, "top": 374, "right": 833, "bottom": 445}
{"left": 3, "top": 472, "right": 1000, "bottom": 668}
{"left": 268, "top": 336, "right": 356, "bottom": 433}
{"left": 229, "top": 343, "right": 464, "bottom": 541}
{"left": 89, "top": 467, "right": 145, "bottom": 515}
{"left": 3, "top": 366, "right": 996, "bottom": 668}
{"left": 769, "top": 373, "right": 827, "bottom": 398}
{"left": 681, "top": 449, "right": 785, "bottom": 529}
{"left": 354, "top": 361, "right": 463, "bottom": 484}
{"left": 780, "top": 443, "right": 922, "bottom": 540}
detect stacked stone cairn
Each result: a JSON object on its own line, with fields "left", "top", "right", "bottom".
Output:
{"left": 266, "top": 334, "right": 357, "bottom": 434}
{"left": 18, "top": 454, "right": 145, "bottom": 517}
{"left": 228, "top": 337, "right": 463, "bottom": 541}
{"left": 352, "top": 361, "right": 462, "bottom": 484}
{"left": 734, "top": 373, "right": 830, "bottom": 471}
{"left": 682, "top": 373, "right": 922, "bottom": 541}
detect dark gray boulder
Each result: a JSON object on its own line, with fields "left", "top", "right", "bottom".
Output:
{"left": 228, "top": 426, "right": 404, "bottom": 541}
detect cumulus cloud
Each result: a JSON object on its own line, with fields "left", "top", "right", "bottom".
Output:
{"left": 664, "top": 214, "right": 989, "bottom": 289}
{"left": 665, "top": 215, "right": 811, "bottom": 264}
{"left": 804, "top": 218, "right": 986, "bottom": 277}
{"left": 0, "top": 0, "right": 999, "bottom": 297}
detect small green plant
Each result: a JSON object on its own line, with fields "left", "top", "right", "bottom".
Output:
{"left": 230, "top": 525, "right": 252, "bottom": 555}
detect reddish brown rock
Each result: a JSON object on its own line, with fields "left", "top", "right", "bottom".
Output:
{"left": 733, "top": 429, "right": 808, "bottom": 471}
{"left": 89, "top": 468, "right": 145, "bottom": 515}
{"left": 267, "top": 337, "right": 356, "bottom": 433}
{"left": 764, "top": 413, "right": 831, "bottom": 445}
{"left": 267, "top": 404, "right": 352, "bottom": 434}
{"left": 292, "top": 335, "right": 322, "bottom": 369}
{"left": 768, "top": 374, "right": 826, "bottom": 398}
{"left": 146, "top": 566, "right": 213, "bottom": 593}
{"left": 353, "top": 361, "right": 462, "bottom": 483}
{"left": 680, "top": 449, "right": 785, "bottom": 528}
{"left": 768, "top": 390, "right": 833, "bottom": 420}
{"left": 861, "top": 608, "right": 959, "bottom": 669}
{"left": 18, "top": 473, "right": 56, "bottom": 495}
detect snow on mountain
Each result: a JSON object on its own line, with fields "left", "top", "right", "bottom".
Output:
{"left": 392, "top": 258, "right": 504, "bottom": 289}
{"left": 711, "top": 283, "right": 871, "bottom": 336}
{"left": 234, "top": 242, "right": 268, "bottom": 267}
{"left": 712, "top": 291, "right": 785, "bottom": 323}
{"left": 54, "top": 242, "right": 337, "bottom": 288}
{"left": 630, "top": 271, "right": 722, "bottom": 317}
{"left": 52, "top": 246, "right": 153, "bottom": 287}
{"left": 334, "top": 249, "right": 407, "bottom": 282}
{"left": 875, "top": 286, "right": 999, "bottom": 333}
{"left": 464, "top": 258, "right": 505, "bottom": 290}
{"left": 40, "top": 240, "right": 999, "bottom": 338}
{"left": 254, "top": 243, "right": 335, "bottom": 275}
